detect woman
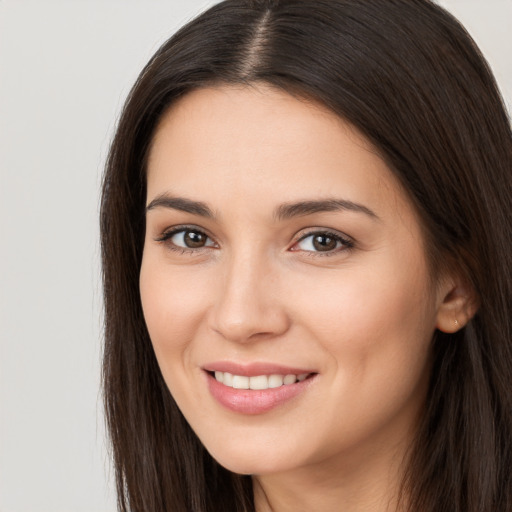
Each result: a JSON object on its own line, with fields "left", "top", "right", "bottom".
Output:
{"left": 100, "top": 1, "right": 512, "bottom": 511}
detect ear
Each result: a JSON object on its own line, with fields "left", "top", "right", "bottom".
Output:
{"left": 435, "top": 275, "right": 478, "bottom": 333}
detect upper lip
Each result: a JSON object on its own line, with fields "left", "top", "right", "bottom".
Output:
{"left": 202, "top": 361, "right": 316, "bottom": 377}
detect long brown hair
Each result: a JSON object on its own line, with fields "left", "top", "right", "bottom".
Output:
{"left": 100, "top": 1, "right": 512, "bottom": 510}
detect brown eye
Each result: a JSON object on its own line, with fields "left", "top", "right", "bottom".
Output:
{"left": 293, "top": 230, "right": 352, "bottom": 254}
{"left": 312, "top": 234, "right": 337, "bottom": 252}
{"left": 183, "top": 230, "right": 207, "bottom": 248}
{"left": 161, "top": 228, "right": 216, "bottom": 250}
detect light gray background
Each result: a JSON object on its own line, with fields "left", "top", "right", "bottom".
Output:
{"left": 0, "top": 1, "right": 510, "bottom": 511}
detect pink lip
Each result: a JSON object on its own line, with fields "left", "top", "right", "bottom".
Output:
{"left": 203, "top": 362, "right": 317, "bottom": 415}
{"left": 203, "top": 361, "right": 314, "bottom": 377}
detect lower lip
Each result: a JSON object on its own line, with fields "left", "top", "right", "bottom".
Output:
{"left": 206, "top": 372, "right": 316, "bottom": 415}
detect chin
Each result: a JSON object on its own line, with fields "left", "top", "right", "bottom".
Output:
{"left": 212, "top": 454, "right": 289, "bottom": 476}
{"left": 201, "top": 433, "right": 301, "bottom": 476}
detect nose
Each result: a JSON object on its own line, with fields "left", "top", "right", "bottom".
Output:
{"left": 208, "top": 252, "right": 290, "bottom": 343}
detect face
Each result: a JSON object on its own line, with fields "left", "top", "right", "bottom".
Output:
{"left": 140, "top": 85, "right": 447, "bottom": 478}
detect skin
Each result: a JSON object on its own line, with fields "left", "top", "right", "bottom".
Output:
{"left": 140, "top": 84, "right": 470, "bottom": 512}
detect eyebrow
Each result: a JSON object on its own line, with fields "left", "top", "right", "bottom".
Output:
{"left": 146, "top": 194, "right": 215, "bottom": 218}
{"left": 274, "top": 199, "right": 379, "bottom": 221}
{"left": 146, "top": 194, "right": 379, "bottom": 222}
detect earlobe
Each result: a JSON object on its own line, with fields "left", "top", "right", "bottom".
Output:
{"left": 435, "top": 279, "right": 478, "bottom": 333}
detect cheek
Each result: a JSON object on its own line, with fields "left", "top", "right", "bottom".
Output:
{"left": 292, "top": 253, "right": 436, "bottom": 392}
{"left": 289, "top": 265, "right": 436, "bottom": 454}
{"left": 298, "top": 264, "right": 432, "bottom": 337}
{"left": 139, "top": 253, "right": 211, "bottom": 362}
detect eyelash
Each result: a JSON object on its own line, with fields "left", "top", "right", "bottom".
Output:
{"left": 293, "top": 230, "right": 354, "bottom": 257}
{"left": 155, "top": 225, "right": 216, "bottom": 255}
{"left": 155, "top": 225, "right": 354, "bottom": 257}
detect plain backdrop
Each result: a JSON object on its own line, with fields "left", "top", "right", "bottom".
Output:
{"left": 0, "top": 1, "right": 510, "bottom": 511}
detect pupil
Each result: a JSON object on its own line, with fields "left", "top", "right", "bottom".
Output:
{"left": 313, "top": 235, "right": 336, "bottom": 251}
{"left": 185, "top": 231, "right": 205, "bottom": 248}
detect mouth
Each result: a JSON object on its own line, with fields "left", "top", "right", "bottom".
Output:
{"left": 208, "top": 370, "right": 314, "bottom": 390}
{"left": 203, "top": 364, "right": 318, "bottom": 415}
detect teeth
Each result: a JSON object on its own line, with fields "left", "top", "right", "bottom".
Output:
{"left": 232, "top": 375, "right": 249, "bottom": 389}
{"left": 223, "top": 372, "right": 233, "bottom": 386}
{"left": 213, "top": 371, "right": 310, "bottom": 390}
{"left": 283, "top": 374, "right": 297, "bottom": 385}
{"left": 249, "top": 375, "right": 268, "bottom": 390}
{"left": 268, "top": 374, "right": 283, "bottom": 388}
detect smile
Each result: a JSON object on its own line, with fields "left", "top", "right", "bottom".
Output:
{"left": 213, "top": 371, "right": 310, "bottom": 390}
{"left": 204, "top": 366, "right": 317, "bottom": 415}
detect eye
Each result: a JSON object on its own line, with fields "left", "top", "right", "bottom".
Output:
{"left": 156, "top": 227, "right": 216, "bottom": 251}
{"left": 292, "top": 230, "right": 353, "bottom": 254}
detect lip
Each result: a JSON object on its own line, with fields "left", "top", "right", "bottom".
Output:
{"left": 202, "top": 361, "right": 315, "bottom": 377}
{"left": 203, "top": 362, "right": 318, "bottom": 415}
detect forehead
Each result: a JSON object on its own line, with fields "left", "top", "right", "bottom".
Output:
{"left": 146, "top": 84, "right": 413, "bottom": 226}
